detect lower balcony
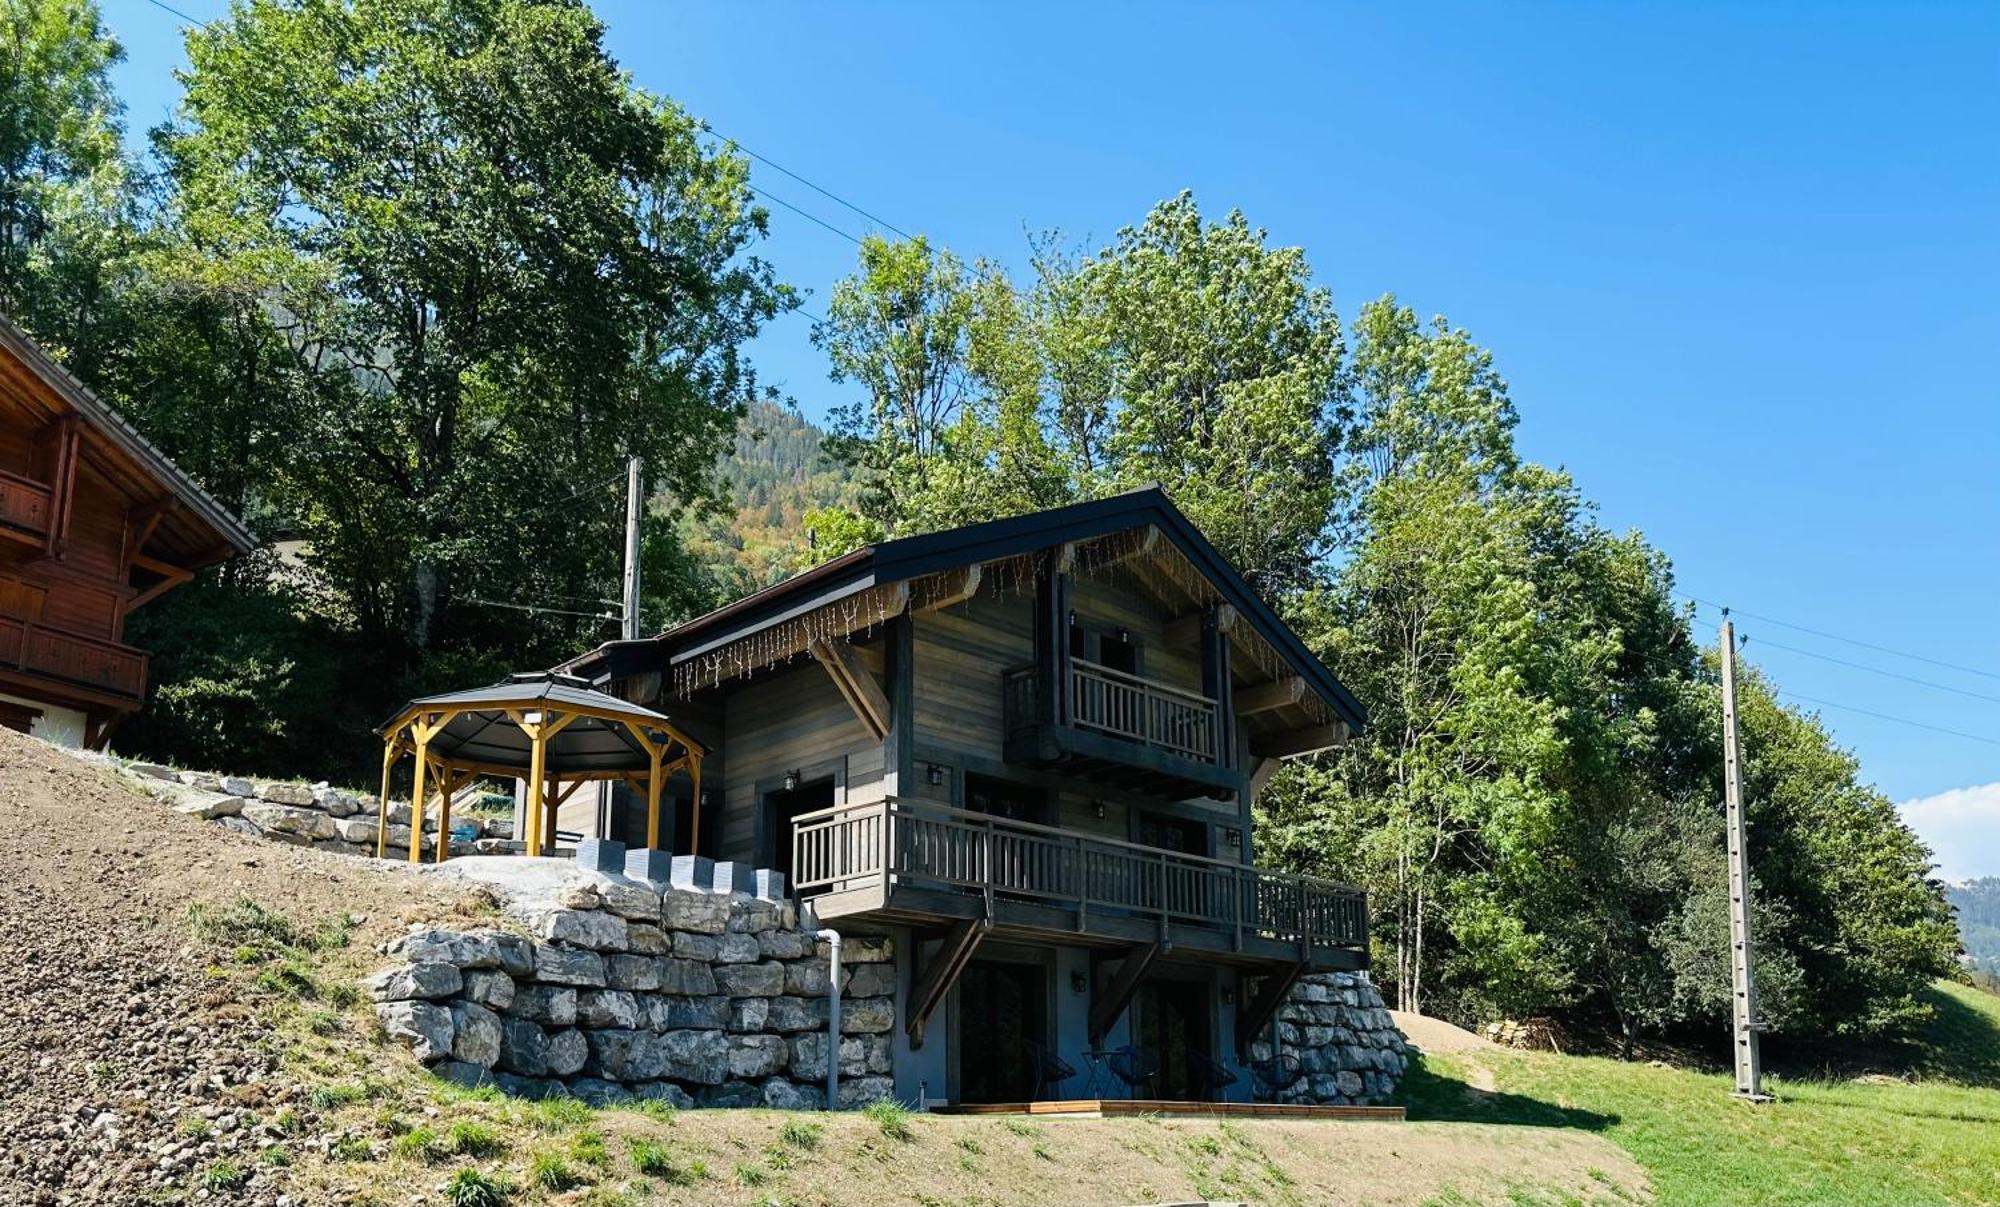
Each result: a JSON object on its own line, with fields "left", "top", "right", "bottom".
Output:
{"left": 0, "top": 469, "right": 52, "bottom": 543}
{"left": 0, "top": 615, "right": 148, "bottom": 707}
{"left": 792, "top": 796, "right": 1368, "bottom": 970}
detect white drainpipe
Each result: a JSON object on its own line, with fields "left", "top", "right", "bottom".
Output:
{"left": 820, "top": 927, "right": 843, "bottom": 1108}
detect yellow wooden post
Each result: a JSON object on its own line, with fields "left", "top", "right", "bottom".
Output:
{"left": 688, "top": 751, "right": 703, "bottom": 857}
{"left": 408, "top": 728, "right": 430, "bottom": 865}
{"left": 525, "top": 728, "right": 547, "bottom": 858}
{"left": 375, "top": 740, "right": 396, "bottom": 859}
{"left": 646, "top": 745, "right": 665, "bottom": 850}
{"left": 434, "top": 759, "right": 454, "bottom": 864}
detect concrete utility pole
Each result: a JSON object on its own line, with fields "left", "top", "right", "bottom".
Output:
{"left": 1720, "top": 615, "right": 1769, "bottom": 1101}
{"left": 621, "top": 455, "right": 643, "bottom": 642}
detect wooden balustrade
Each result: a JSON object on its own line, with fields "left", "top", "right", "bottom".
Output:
{"left": 1068, "top": 658, "right": 1218, "bottom": 763}
{"left": 0, "top": 469, "right": 52, "bottom": 537}
{"left": 792, "top": 797, "right": 1368, "bottom": 952}
{"left": 0, "top": 614, "right": 147, "bottom": 701}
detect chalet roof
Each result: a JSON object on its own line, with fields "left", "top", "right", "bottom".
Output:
{"left": 0, "top": 313, "right": 256, "bottom": 564}
{"left": 568, "top": 487, "right": 1366, "bottom": 733}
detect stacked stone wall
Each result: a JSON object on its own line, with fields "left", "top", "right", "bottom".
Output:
{"left": 123, "top": 761, "right": 517, "bottom": 860}
{"left": 1249, "top": 971, "right": 1408, "bottom": 1105}
{"left": 367, "top": 879, "right": 896, "bottom": 1109}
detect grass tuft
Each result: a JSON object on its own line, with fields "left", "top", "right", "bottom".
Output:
{"left": 862, "top": 1098, "right": 914, "bottom": 1141}
{"left": 528, "top": 1151, "right": 585, "bottom": 1192}
{"left": 776, "top": 1117, "right": 823, "bottom": 1150}
{"left": 442, "top": 1167, "right": 511, "bottom": 1207}
{"left": 199, "top": 1159, "right": 249, "bottom": 1193}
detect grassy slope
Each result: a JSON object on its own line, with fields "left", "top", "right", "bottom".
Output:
{"left": 1401, "top": 981, "right": 2000, "bottom": 1207}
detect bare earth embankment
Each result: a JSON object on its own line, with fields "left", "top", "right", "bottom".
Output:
{"left": 0, "top": 728, "right": 1649, "bottom": 1206}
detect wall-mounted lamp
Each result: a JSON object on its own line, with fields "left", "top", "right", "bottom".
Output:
{"left": 1225, "top": 828, "right": 1241, "bottom": 849}
{"left": 783, "top": 770, "right": 800, "bottom": 792}
{"left": 522, "top": 709, "right": 545, "bottom": 726}
{"left": 700, "top": 789, "right": 716, "bottom": 808}
{"left": 1221, "top": 985, "right": 1236, "bottom": 1007}
{"left": 1093, "top": 800, "right": 1107, "bottom": 820}
{"left": 927, "top": 763, "right": 946, "bottom": 787}
{"left": 1070, "top": 970, "right": 1088, "bottom": 995}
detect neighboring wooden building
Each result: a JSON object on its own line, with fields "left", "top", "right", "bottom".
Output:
{"left": 0, "top": 316, "right": 255, "bottom": 747}
{"left": 565, "top": 488, "right": 1370, "bottom": 1107}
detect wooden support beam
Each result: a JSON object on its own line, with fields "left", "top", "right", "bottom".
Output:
{"left": 1247, "top": 757, "right": 1281, "bottom": 803}
{"left": 688, "top": 752, "right": 703, "bottom": 856}
{"left": 127, "top": 556, "right": 194, "bottom": 612}
{"left": 375, "top": 742, "right": 397, "bottom": 859}
{"left": 914, "top": 563, "right": 982, "bottom": 614}
{"left": 1249, "top": 722, "right": 1350, "bottom": 760}
{"left": 122, "top": 498, "right": 172, "bottom": 573}
{"left": 1237, "top": 675, "right": 1306, "bottom": 715}
{"left": 810, "top": 636, "right": 891, "bottom": 742}
{"left": 1165, "top": 603, "right": 1236, "bottom": 648}
{"left": 1235, "top": 960, "right": 1309, "bottom": 1059}
{"left": 1090, "top": 942, "right": 1165, "bottom": 1046}
{"left": 645, "top": 745, "right": 665, "bottom": 850}
{"left": 44, "top": 416, "right": 78, "bottom": 558}
{"left": 906, "top": 917, "right": 991, "bottom": 1050}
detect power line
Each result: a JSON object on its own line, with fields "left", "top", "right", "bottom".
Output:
{"left": 1681, "top": 593, "right": 2000, "bottom": 684}
{"left": 141, "top": 0, "right": 204, "bottom": 25}
{"left": 1743, "top": 634, "right": 2000, "bottom": 708}
{"left": 460, "top": 597, "right": 618, "bottom": 622}
{"left": 745, "top": 183, "right": 863, "bottom": 246}
{"left": 702, "top": 124, "right": 913, "bottom": 240}
{"left": 1774, "top": 690, "right": 2000, "bottom": 749}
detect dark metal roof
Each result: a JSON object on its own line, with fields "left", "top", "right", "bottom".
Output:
{"left": 382, "top": 672, "right": 708, "bottom": 776}
{"left": 568, "top": 488, "right": 1366, "bottom": 732}
{"left": 0, "top": 313, "right": 257, "bottom": 557}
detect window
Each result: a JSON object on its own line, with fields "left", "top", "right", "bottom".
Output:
{"left": 965, "top": 774, "right": 1051, "bottom": 825}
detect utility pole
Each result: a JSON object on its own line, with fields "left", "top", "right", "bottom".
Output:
{"left": 621, "top": 454, "right": 643, "bottom": 642}
{"left": 1720, "top": 614, "right": 1769, "bottom": 1101}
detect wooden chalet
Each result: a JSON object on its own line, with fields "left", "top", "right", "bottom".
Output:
{"left": 563, "top": 487, "right": 1369, "bottom": 1107}
{"left": 0, "top": 316, "right": 255, "bottom": 747}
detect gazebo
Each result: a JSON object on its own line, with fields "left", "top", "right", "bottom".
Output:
{"left": 375, "top": 671, "right": 708, "bottom": 866}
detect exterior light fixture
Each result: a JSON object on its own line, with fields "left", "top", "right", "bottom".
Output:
{"left": 1225, "top": 828, "right": 1241, "bottom": 849}
{"left": 783, "top": 770, "right": 800, "bottom": 792}
{"left": 1093, "top": 800, "right": 1106, "bottom": 819}
{"left": 1070, "top": 970, "right": 1088, "bottom": 995}
{"left": 522, "top": 709, "right": 545, "bottom": 726}
{"left": 1221, "top": 985, "right": 1236, "bottom": 1006}
{"left": 927, "top": 763, "right": 945, "bottom": 787}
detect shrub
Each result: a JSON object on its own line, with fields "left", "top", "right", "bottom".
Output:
{"left": 863, "top": 1099, "right": 913, "bottom": 1142}
{"left": 443, "top": 1167, "right": 512, "bottom": 1207}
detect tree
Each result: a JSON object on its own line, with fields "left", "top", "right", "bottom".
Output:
{"left": 159, "top": 0, "right": 786, "bottom": 664}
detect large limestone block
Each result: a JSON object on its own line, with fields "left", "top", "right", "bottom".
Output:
{"left": 726, "top": 998, "right": 769, "bottom": 1034}
{"left": 652, "top": 994, "right": 730, "bottom": 1031}
{"left": 546, "top": 1028, "right": 590, "bottom": 1077}
{"left": 726, "top": 1034, "right": 788, "bottom": 1079}
{"left": 764, "top": 996, "right": 828, "bottom": 1033}
{"left": 627, "top": 924, "right": 670, "bottom": 955}
{"left": 599, "top": 881, "right": 663, "bottom": 921}
{"left": 840, "top": 997, "right": 895, "bottom": 1034}
{"left": 782, "top": 959, "right": 845, "bottom": 997}
{"left": 461, "top": 970, "right": 516, "bottom": 1012}
{"left": 576, "top": 989, "right": 642, "bottom": 1030}
{"left": 494, "top": 935, "right": 537, "bottom": 978}
{"left": 531, "top": 946, "right": 607, "bottom": 988}
{"left": 655, "top": 957, "right": 718, "bottom": 996}
{"left": 715, "top": 962, "right": 785, "bottom": 997}
{"left": 845, "top": 963, "right": 895, "bottom": 998}
{"left": 376, "top": 1001, "right": 453, "bottom": 1063}
{"left": 363, "top": 962, "right": 461, "bottom": 1002}
{"left": 333, "top": 818, "right": 378, "bottom": 844}
{"left": 241, "top": 801, "right": 334, "bottom": 840}
{"left": 587, "top": 1029, "right": 666, "bottom": 1081}
{"left": 716, "top": 932, "right": 762, "bottom": 964}
{"left": 762, "top": 1078, "right": 823, "bottom": 1110}
{"left": 535, "top": 909, "right": 629, "bottom": 953}
{"left": 757, "top": 930, "right": 812, "bottom": 959}
{"left": 670, "top": 932, "right": 721, "bottom": 962}
{"left": 256, "top": 781, "right": 316, "bottom": 806}
{"left": 726, "top": 897, "right": 785, "bottom": 934}
{"left": 499, "top": 1018, "right": 550, "bottom": 1077}
{"left": 659, "top": 1029, "right": 729, "bottom": 1085}
{"left": 450, "top": 1001, "right": 503, "bottom": 1068}
{"left": 606, "top": 954, "right": 661, "bottom": 992}
{"left": 663, "top": 888, "right": 729, "bottom": 934}
{"left": 509, "top": 984, "right": 578, "bottom": 1026}
{"left": 838, "top": 1076, "right": 896, "bottom": 1107}
{"left": 822, "top": 933, "right": 893, "bottom": 962}
{"left": 398, "top": 929, "right": 503, "bottom": 970}
{"left": 170, "top": 792, "right": 241, "bottom": 821}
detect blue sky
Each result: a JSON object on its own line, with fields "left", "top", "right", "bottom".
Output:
{"left": 104, "top": 1, "right": 2000, "bottom": 876}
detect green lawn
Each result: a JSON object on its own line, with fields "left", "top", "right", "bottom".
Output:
{"left": 1400, "top": 980, "right": 2000, "bottom": 1206}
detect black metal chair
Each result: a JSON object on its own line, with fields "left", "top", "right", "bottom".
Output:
{"left": 1025, "top": 1037, "right": 1077, "bottom": 1101}
{"left": 1248, "top": 1052, "right": 1303, "bottom": 1103}
{"left": 1105, "top": 1044, "right": 1159, "bottom": 1099}
{"left": 1184, "top": 1046, "right": 1240, "bottom": 1103}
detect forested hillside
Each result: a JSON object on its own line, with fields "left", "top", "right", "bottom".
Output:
{"left": 678, "top": 401, "right": 856, "bottom": 598}
{"left": 1949, "top": 879, "right": 2000, "bottom": 976}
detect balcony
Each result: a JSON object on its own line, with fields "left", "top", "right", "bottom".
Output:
{"left": 793, "top": 797, "right": 1368, "bottom": 970}
{"left": 1003, "top": 658, "right": 1235, "bottom": 799}
{"left": 0, "top": 615, "right": 148, "bottom": 705}
{"left": 0, "top": 469, "right": 52, "bottom": 541}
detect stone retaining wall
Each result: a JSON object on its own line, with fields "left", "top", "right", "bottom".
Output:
{"left": 124, "top": 761, "right": 518, "bottom": 861}
{"left": 1251, "top": 971, "right": 1407, "bottom": 1105}
{"left": 366, "top": 878, "right": 895, "bottom": 1110}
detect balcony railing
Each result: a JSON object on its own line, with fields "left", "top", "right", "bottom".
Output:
{"left": 0, "top": 615, "right": 148, "bottom": 702}
{"left": 792, "top": 797, "right": 1368, "bottom": 952}
{"left": 0, "top": 469, "right": 52, "bottom": 538}
{"left": 1004, "top": 659, "right": 1221, "bottom": 765}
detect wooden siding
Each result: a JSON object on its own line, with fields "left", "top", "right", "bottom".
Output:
{"left": 717, "top": 650, "right": 885, "bottom": 865}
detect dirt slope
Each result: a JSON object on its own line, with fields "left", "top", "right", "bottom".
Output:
{"left": 0, "top": 730, "right": 1647, "bottom": 1206}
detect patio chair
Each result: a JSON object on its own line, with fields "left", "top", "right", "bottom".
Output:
{"left": 1025, "top": 1037, "right": 1077, "bottom": 1101}
{"left": 1105, "top": 1044, "right": 1159, "bottom": 1099}
{"left": 1184, "top": 1046, "right": 1240, "bottom": 1103}
{"left": 1248, "top": 1052, "right": 1303, "bottom": 1102}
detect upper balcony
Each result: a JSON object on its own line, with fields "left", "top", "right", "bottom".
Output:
{"left": 0, "top": 468, "right": 52, "bottom": 542}
{"left": 1003, "top": 657, "right": 1236, "bottom": 800}
{"left": 0, "top": 614, "right": 148, "bottom": 705}
{"left": 793, "top": 796, "right": 1368, "bottom": 971}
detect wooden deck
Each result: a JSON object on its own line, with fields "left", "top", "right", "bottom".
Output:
{"left": 929, "top": 1098, "right": 1405, "bottom": 1121}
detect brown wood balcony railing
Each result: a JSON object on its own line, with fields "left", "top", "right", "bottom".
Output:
{"left": 0, "top": 469, "right": 52, "bottom": 538}
{"left": 792, "top": 797, "right": 1368, "bottom": 951}
{"left": 1004, "top": 659, "right": 1221, "bottom": 765}
{"left": 0, "top": 614, "right": 148, "bottom": 702}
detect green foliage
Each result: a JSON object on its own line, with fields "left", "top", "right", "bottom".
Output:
{"left": 441, "top": 1167, "right": 511, "bottom": 1207}
{"left": 198, "top": 1159, "right": 248, "bottom": 1193}
{"left": 627, "top": 1137, "right": 679, "bottom": 1180}
{"left": 1948, "top": 878, "right": 2000, "bottom": 975}
{"left": 862, "top": 1099, "right": 914, "bottom": 1141}
{"left": 775, "top": 1118, "right": 822, "bottom": 1150}
{"left": 528, "top": 1151, "right": 583, "bottom": 1192}
{"left": 447, "top": 1120, "right": 503, "bottom": 1159}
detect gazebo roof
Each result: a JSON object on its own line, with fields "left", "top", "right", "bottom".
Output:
{"left": 380, "top": 671, "right": 708, "bottom": 778}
